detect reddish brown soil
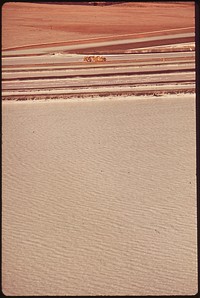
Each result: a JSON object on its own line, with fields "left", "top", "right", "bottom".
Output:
{"left": 67, "top": 37, "right": 194, "bottom": 54}
{"left": 2, "top": 2, "right": 194, "bottom": 50}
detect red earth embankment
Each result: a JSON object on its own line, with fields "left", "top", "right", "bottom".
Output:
{"left": 2, "top": 2, "right": 194, "bottom": 50}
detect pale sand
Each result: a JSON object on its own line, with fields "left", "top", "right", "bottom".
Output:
{"left": 2, "top": 94, "right": 197, "bottom": 296}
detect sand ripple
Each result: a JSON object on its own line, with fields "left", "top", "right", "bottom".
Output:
{"left": 2, "top": 95, "right": 197, "bottom": 296}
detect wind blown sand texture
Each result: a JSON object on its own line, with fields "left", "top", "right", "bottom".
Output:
{"left": 2, "top": 94, "right": 197, "bottom": 296}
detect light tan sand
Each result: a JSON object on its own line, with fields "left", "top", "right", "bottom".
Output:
{"left": 2, "top": 94, "right": 197, "bottom": 296}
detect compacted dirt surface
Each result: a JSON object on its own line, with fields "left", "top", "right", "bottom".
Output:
{"left": 2, "top": 1, "right": 195, "bottom": 100}
{"left": 2, "top": 2, "right": 194, "bottom": 50}
{"left": 1, "top": 2, "right": 195, "bottom": 98}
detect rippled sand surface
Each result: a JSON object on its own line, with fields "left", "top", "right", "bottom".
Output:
{"left": 2, "top": 95, "right": 197, "bottom": 296}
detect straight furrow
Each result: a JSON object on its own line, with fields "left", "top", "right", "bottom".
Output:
{"left": 2, "top": 67, "right": 195, "bottom": 81}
